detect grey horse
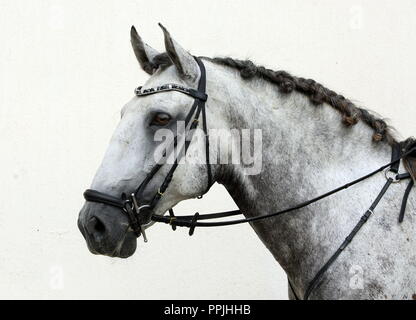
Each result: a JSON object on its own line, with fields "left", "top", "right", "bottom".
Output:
{"left": 78, "top": 25, "right": 416, "bottom": 300}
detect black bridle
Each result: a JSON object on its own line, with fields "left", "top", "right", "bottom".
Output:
{"left": 83, "top": 56, "right": 415, "bottom": 299}
{"left": 84, "top": 56, "right": 212, "bottom": 241}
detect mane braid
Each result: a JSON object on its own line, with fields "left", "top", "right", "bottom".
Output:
{"left": 151, "top": 53, "right": 396, "bottom": 145}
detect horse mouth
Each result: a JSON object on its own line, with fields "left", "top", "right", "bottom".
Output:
{"left": 84, "top": 229, "right": 138, "bottom": 259}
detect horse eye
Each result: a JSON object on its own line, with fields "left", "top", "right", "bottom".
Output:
{"left": 151, "top": 113, "right": 171, "bottom": 126}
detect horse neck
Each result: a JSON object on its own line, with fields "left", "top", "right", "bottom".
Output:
{"left": 207, "top": 61, "right": 393, "bottom": 288}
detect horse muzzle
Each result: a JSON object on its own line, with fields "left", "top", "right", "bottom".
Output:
{"left": 78, "top": 201, "right": 139, "bottom": 258}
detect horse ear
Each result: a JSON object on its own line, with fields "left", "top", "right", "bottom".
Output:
{"left": 158, "top": 23, "right": 199, "bottom": 81}
{"left": 130, "top": 26, "right": 160, "bottom": 75}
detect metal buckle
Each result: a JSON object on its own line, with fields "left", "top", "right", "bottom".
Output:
{"left": 131, "top": 193, "right": 151, "bottom": 243}
{"left": 384, "top": 169, "right": 400, "bottom": 183}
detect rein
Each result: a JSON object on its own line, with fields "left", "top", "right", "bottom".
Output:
{"left": 83, "top": 57, "right": 416, "bottom": 299}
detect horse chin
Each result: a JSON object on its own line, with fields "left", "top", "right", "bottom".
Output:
{"left": 84, "top": 230, "right": 138, "bottom": 259}
{"left": 111, "top": 232, "right": 138, "bottom": 258}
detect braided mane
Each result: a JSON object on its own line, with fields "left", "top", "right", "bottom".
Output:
{"left": 151, "top": 53, "right": 396, "bottom": 145}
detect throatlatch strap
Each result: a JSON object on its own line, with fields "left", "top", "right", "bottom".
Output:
{"left": 194, "top": 57, "right": 212, "bottom": 194}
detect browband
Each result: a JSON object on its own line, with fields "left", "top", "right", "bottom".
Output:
{"left": 135, "top": 83, "right": 208, "bottom": 101}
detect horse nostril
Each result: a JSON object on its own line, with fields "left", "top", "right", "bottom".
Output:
{"left": 94, "top": 218, "right": 106, "bottom": 233}
{"left": 86, "top": 216, "right": 106, "bottom": 235}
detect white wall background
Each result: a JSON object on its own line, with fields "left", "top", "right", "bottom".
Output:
{"left": 0, "top": 0, "right": 415, "bottom": 299}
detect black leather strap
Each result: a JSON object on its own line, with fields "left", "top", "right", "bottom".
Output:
{"left": 169, "top": 209, "right": 176, "bottom": 231}
{"left": 390, "top": 142, "right": 402, "bottom": 173}
{"left": 151, "top": 146, "right": 416, "bottom": 229}
{"left": 277, "top": 157, "right": 413, "bottom": 300}
{"left": 300, "top": 144, "right": 413, "bottom": 299}
{"left": 304, "top": 177, "right": 394, "bottom": 300}
{"left": 399, "top": 179, "right": 414, "bottom": 223}
{"left": 84, "top": 189, "right": 126, "bottom": 209}
{"left": 195, "top": 57, "right": 213, "bottom": 194}
{"left": 124, "top": 197, "right": 141, "bottom": 237}
{"left": 188, "top": 212, "right": 199, "bottom": 236}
